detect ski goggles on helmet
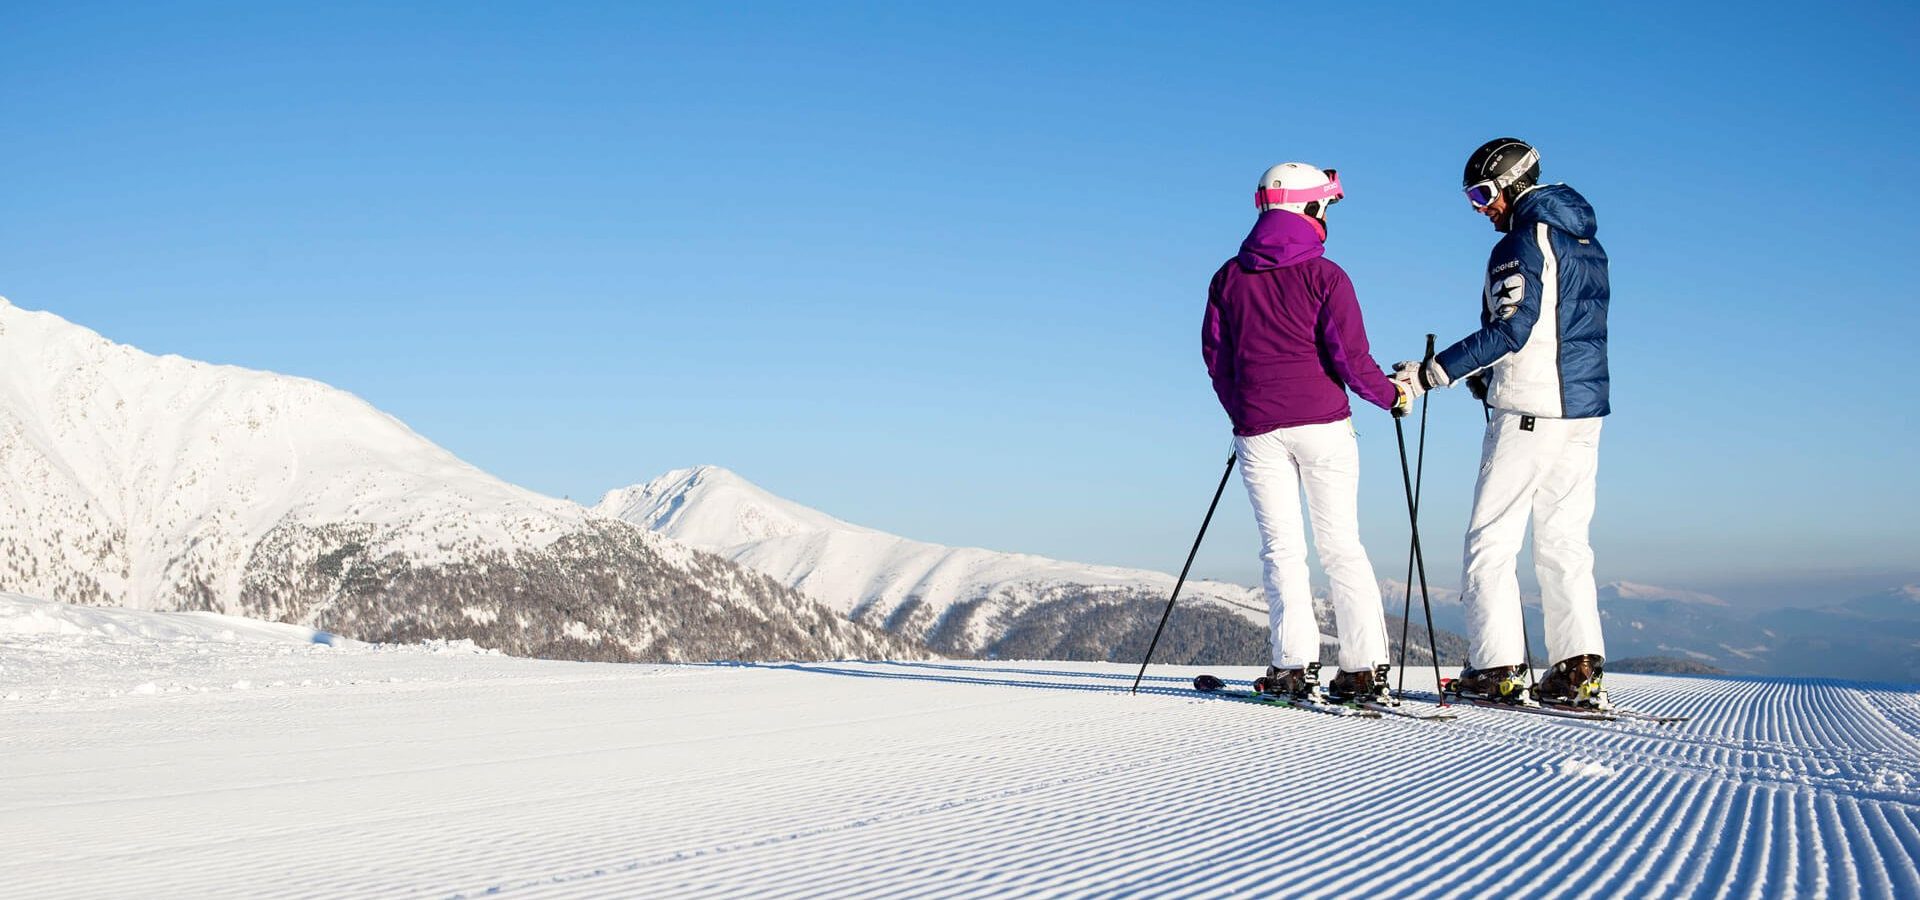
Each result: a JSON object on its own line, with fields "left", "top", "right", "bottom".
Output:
{"left": 1254, "top": 169, "right": 1343, "bottom": 209}
{"left": 1463, "top": 148, "right": 1538, "bottom": 209}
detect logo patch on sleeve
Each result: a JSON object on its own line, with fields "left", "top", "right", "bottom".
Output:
{"left": 1486, "top": 274, "right": 1525, "bottom": 318}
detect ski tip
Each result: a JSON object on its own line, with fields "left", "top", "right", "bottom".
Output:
{"left": 1193, "top": 673, "right": 1226, "bottom": 692}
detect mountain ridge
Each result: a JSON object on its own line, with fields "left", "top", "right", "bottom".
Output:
{"left": 0, "top": 298, "right": 922, "bottom": 662}
{"left": 596, "top": 465, "right": 1470, "bottom": 665}
{"left": 600, "top": 465, "right": 1920, "bottom": 677}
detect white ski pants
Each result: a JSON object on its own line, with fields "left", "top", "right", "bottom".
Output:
{"left": 1236, "top": 419, "right": 1387, "bottom": 672}
{"left": 1461, "top": 411, "right": 1605, "bottom": 669}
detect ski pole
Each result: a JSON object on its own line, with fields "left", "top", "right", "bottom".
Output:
{"left": 1394, "top": 344, "right": 1435, "bottom": 697}
{"left": 1393, "top": 335, "right": 1445, "bottom": 705}
{"left": 1516, "top": 559, "right": 1539, "bottom": 692}
{"left": 1130, "top": 449, "right": 1238, "bottom": 695}
{"left": 1519, "top": 605, "right": 1540, "bottom": 690}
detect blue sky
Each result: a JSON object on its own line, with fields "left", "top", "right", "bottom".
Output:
{"left": 3, "top": 2, "right": 1916, "bottom": 601}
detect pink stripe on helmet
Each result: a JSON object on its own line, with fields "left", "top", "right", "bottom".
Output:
{"left": 1253, "top": 172, "right": 1344, "bottom": 208}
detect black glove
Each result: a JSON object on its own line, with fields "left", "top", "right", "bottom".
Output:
{"left": 1466, "top": 373, "right": 1489, "bottom": 401}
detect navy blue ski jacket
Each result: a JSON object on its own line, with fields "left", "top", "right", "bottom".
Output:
{"left": 1433, "top": 184, "right": 1610, "bottom": 419}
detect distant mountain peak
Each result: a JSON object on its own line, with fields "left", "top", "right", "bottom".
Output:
{"left": 596, "top": 465, "right": 1266, "bottom": 657}
{"left": 596, "top": 466, "right": 869, "bottom": 548}
{"left": 1602, "top": 581, "right": 1730, "bottom": 607}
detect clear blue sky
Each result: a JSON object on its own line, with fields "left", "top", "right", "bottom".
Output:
{"left": 3, "top": 2, "right": 1915, "bottom": 602}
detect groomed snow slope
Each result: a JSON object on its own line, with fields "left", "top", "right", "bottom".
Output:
{"left": 4, "top": 602, "right": 1918, "bottom": 898}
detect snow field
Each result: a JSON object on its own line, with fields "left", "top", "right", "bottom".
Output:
{"left": 2, "top": 625, "right": 1917, "bottom": 898}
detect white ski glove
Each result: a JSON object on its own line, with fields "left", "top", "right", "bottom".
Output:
{"left": 1392, "top": 382, "right": 1413, "bottom": 418}
{"left": 1392, "top": 359, "right": 1450, "bottom": 396}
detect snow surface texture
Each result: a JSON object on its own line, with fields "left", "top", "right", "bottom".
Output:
{"left": 0, "top": 298, "right": 920, "bottom": 662}
{"left": 598, "top": 465, "right": 1272, "bottom": 658}
{"left": 6, "top": 601, "right": 1917, "bottom": 898}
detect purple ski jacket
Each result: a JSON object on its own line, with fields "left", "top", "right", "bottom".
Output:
{"left": 1203, "top": 210, "right": 1399, "bottom": 436}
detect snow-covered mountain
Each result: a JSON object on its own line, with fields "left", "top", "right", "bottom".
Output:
{"left": 1405, "top": 579, "right": 1775, "bottom": 671}
{"left": 1828, "top": 583, "right": 1920, "bottom": 619}
{"left": 598, "top": 466, "right": 1293, "bottom": 663}
{"left": 1601, "top": 580, "right": 1731, "bottom": 607}
{"left": 1404, "top": 577, "right": 1920, "bottom": 680}
{"left": 0, "top": 298, "right": 919, "bottom": 662}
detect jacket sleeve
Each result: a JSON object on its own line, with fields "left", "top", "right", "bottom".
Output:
{"left": 1433, "top": 230, "right": 1545, "bottom": 382}
{"left": 1202, "top": 266, "right": 1241, "bottom": 424}
{"left": 1317, "top": 264, "right": 1399, "bottom": 412}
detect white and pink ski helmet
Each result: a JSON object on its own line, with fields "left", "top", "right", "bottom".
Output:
{"left": 1254, "top": 162, "right": 1343, "bottom": 221}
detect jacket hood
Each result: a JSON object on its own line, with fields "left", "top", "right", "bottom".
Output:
{"left": 1237, "top": 210, "right": 1326, "bottom": 271}
{"left": 1510, "top": 184, "right": 1598, "bottom": 239}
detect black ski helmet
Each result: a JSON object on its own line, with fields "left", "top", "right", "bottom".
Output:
{"left": 1462, "top": 137, "right": 1540, "bottom": 208}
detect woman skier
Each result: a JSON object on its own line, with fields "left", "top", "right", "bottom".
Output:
{"left": 1202, "top": 162, "right": 1408, "bottom": 704}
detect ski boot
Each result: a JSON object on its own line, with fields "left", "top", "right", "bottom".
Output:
{"left": 1252, "top": 662, "right": 1319, "bottom": 700}
{"left": 1325, "top": 664, "right": 1392, "bottom": 705}
{"left": 1444, "top": 663, "right": 1531, "bottom": 703}
{"left": 1532, "top": 654, "right": 1608, "bottom": 709}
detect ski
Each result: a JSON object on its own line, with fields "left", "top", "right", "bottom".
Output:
{"left": 1450, "top": 695, "right": 1619, "bottom": 721}
{"left": 1397, "top": 679, "right": 1681, "bottom": 721}
{"left": 1190, "top": 674, "right": 1382, "bottom": 719}
{"left": 1348, "top": 664, "right": 1454, "bottom": 720}
{"left": 1427, "top": 679, "right": 1689, "bottom": 724}
{"left": 1561, "top": 704, "right": 1689, "bottom": 725}
{"left": 1291, "top": 697, "right": 1384, "bottom": 719}
{"left": 1356, "top": 699, "right": 1457, "bottom": 721}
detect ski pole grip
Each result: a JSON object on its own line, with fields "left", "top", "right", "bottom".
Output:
{"left": 1423, "top": 333, "right": 1436, "bottom": 364}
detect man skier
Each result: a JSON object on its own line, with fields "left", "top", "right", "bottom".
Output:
{"left": 1202, "top": 162, "right": 1409, "bottom": 704}
{"left": 1393, "top": 138, "right": 1611, "bottom": 707}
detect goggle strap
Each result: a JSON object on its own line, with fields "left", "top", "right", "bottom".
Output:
{"left": 1496, "top": 149, "right": 1539, "bottom": 189}
{"left": 1255, "top": 171, "right": 1344, "bottom": 209}
{"left": 1464, "top": 147, "right": 1540, "bottom": 207}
